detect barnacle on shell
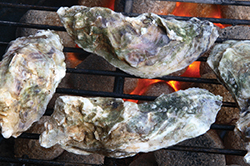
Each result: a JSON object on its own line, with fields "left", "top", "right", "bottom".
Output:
{"left": 0, "top": 30, "right": 66, "bottom": 138}
{"left": 57, "top": 5, "right": 219, "bottom": 78}
{"left": 40, "top": 88, "right": 222, "bottom": 158}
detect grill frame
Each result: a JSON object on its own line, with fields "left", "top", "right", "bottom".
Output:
{"left": 0, "top": 0, "right": 249, "bottom": 165}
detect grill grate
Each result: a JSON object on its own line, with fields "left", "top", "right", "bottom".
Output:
{"left": 0, "top": 0, "right": 249, "bottom": 165}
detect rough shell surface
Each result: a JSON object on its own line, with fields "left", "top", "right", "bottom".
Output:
{"left": 39, "top": 88, "right": 222, "bottom": 158}
{"left": 207, "top": 40, "right": 250, "bottom": 164}
{"left": 57, "top": 6, "right": 219, "bottom": 78}
{"left": 0, "top": 30, "right": 66, "bottom": 138}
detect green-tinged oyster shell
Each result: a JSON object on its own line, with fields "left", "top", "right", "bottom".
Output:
{"left": 57, "top": 6, "right": 219, "bottom": 78}
{"left": 207, "top": 40, "right": 250, "bottom": 111}
{"left": 0, "top": 30, "right": 66, "bottom": 138}
{"left": 207, "top": 40, "right": 250, "bottom": 164}
{"left": 39, "top": 88, "right": 222, "bottom": 158}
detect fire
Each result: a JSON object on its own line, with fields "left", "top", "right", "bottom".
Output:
{"left": 171, "top": 2, "right": 228, "bottom": 28}
{"left": 126, "top": 79, "right": 164, "bottom": 102}
{"left": 126, "top": 61, "right": 200, "bottom": 103}
{"left": 167, "top": 61, "right": 201, "bottom": 92}
{"left": 103, "top": 0, "right": 115, "bottom": 10}
{"left": 181, "top": 61, "right": 200, "bottom": 78}
{"left": 65, "top": 52, "right": 84, "bottom": 68}
{"left": 167, "top": 80, "right": 180, "bottom": 92}
{"left": 172, "top": 2, "right": 221, "bottom": 18}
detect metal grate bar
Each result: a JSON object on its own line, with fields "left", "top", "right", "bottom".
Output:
{"left": 166, "top": 145, "right": 247, "bottom": 156}
{"left": 0, "top": 41, "right": 208, "bottom": 62}
{"left": 222, "top": 101, "right": 237, "bottom": 108}
{"left": 159, "top": 76, "right": 220, "bottom": 84}
{"left": 19, "top": 133, "right": 40, "bottom": 139}
{"left": 0, "top": 2, "right": 59, "bottom": 11}
{"left": 160, "top": 0, "right": 250, "bottom": 6}
{"left": 0, "top": 20, "right": 65, "bottom": 31}
{"left": 45, "top": 107, "right": 239, "bottom": 130}
{"left": 124, "top": 0, "right": 133, "bottom": 13}
{"left": 10, "top": 132, "right": 247, "bottom": 157}
{"left": 56, "top": 87, "right": 157, "bottom": 100}
{"left": 12, "top": 124, "right": 234, "bottom": 141}
{"left": 44, "top": 108, "right": 54, "bottom": 116}
{"left": 0, "top": 3, "right": 249, "bottom": 25}
{"left": 16, "top": 124, "right": 235, "bottom": 140}
{"left": 67, "top": 68, "right": 221, "bottom": 84}
{"left": 210, "top": 124, "right": 235, "bottom": 130}
{"left": 55, "top": 88, "right": 237, "bottom": 108}
{"left": 0, "top": 18, "right": 250, "bottom": 31}
{"left": 0, "top": 41, "right": 235, "bottom": 64}
{"left": 0, "top": 156, "right": 102, "bottom": 166}
{"left": 0, "top": 41, "right": 90, "bottom": 55}
{"left": 63, "top": 47, "right": 89, "bottom": 54}
{"left": 0, "top": 4, "right": 246, "bottom": 26}
{"left": 124, "top": 13, "right": 250, "bottom": 26}
{"left": 113, "top": 71, "right": 125, "bottom": 94}
{"left": 0, "top": 0, "right": 250, "bottom": 13}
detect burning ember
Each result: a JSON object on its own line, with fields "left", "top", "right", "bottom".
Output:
{"left": 126, "top": 61, "right": 200, "bottom": 103}
{"left": 167, "top": 61, "right": 201, "bottom": 91}
{"left": 104, "top": 0, "right": 115, "bottom": 10}
{"left": 66, "top": 52, "right": 84, "bottom": 68}
{"left": 171, "top": 2, "right": 228, "bottom": 28}
{"left": 78, "top": 0, "right": 115, "bottom": 10}
{"left": 172, "top": 2, "right": 221, "bottom": 18}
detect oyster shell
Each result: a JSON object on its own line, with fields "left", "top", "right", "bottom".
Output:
{"left": 40, "top": 88, "right": 222, "bottom": 158}
{"left": 207, "top": 40, "right": 250, "bottom": 163}
{"left": 207, "top": 40, "right": 250, "bottom": 111}
{"left": 0, "top": 30, "right": 66, "bottom": 138}
{"left": 57, "top": 6, "right": 219, "bottom": 78}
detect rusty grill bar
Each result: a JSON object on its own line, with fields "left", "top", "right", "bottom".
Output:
{"left": 0, "top": 0, "right": 249, "bottom": 165}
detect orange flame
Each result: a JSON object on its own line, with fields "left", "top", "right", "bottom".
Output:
{"left": 126, "top": 79, "right": 164, "bottom": 103}
{"left": 166, "top": 61, "right": 201, "bottom": 93}
{"left": 66, "top": 52, "right": 84, "bottom": 68}
{"left": 125, "top": 61, "right": 201, "bottom": 103}
{"left": 171, "top": 2, "right": 229, "bottom": 28}
{"left": 181, "top": 61, "right": 200, "bottom": 78}
{"left": 167, "top": 80, "right": 180, "bottom": 92}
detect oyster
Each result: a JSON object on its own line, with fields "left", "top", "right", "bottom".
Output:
{"left": 207, "top": 40, "right": 250, "bottom": 163}
{"left": 40, "top": 88, "right": 222, "bottom": 158}
{"left": 57, "top": 6, "right": 219, "bottom": 78}
{"left": 0, "top": 30, "right": 66, "bottom": 138}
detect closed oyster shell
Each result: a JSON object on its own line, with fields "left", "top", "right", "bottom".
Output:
{"left": 39, "top": 88, "right": 222, "bottom": 158}
{"left": 207, "top": 40, "right": 250, "bottom": 163}
{"left": 0, "top": 30, "right": 66, "bottom": 138}
{"left": 207, "top": 40, "right": 250, "bottom": 111}
{"left": 57, "top": 6, "right": 219, "bottom": 78}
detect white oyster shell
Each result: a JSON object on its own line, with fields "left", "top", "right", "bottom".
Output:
{"left": 207, "top": 40, "right": 250, "bottom": 163}
{"left": 0, "top": 30, "right": 66, "bottom": 138}
{"left": 39, "top": 88, "right": 222, "bottom": 158}
{"left": 57, "top": 6, "right": 219, "bottom": 78}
